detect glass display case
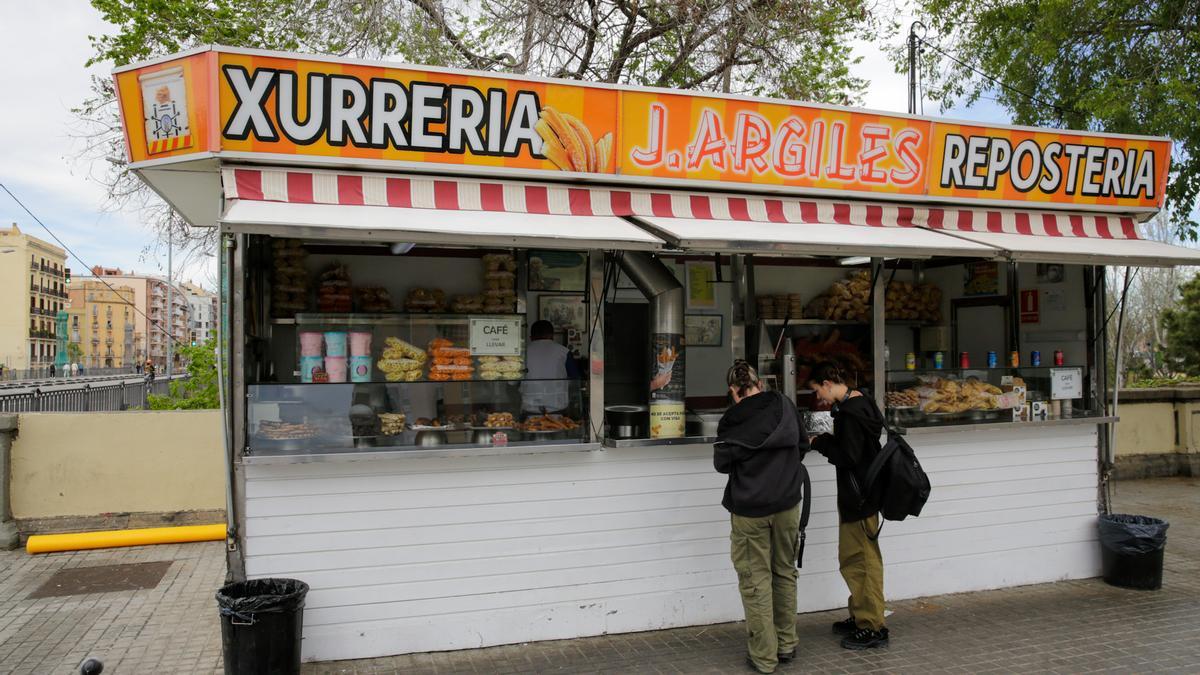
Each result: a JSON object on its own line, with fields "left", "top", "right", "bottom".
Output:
{"left": 248, "top": 380, "right": 587, "bottom": 455}
{"left": 249, "top": 312, "right": 588, "bottom": 454}
{"left": 884, "top": 366, "right": 1094, "bottom": 428}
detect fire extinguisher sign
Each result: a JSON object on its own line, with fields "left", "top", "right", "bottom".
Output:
{"left": 1020, "top": 290, "right": 1040, "bottom": 324}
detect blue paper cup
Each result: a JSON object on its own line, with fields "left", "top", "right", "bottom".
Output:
{"left": 324, "top": 331, "right": 349, "bottom": 357}
{"left": 350, "top": 355, "right": 373, "bottom": 382}
{"left": 300, "top": 356, "right": 324, "bottom": 383}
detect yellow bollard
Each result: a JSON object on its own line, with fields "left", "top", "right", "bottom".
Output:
{"left": 26, "top": 523, "right": 226, "bottom": 554}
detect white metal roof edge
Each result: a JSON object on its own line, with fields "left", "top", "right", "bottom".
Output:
{"left": 927, "top": 228, "right": 1200, "bottom": 268}
{"left": 219, "top": 200, "right": 664, "bottom": 251}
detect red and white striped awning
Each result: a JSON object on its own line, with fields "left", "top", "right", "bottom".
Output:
{"left": 222, "top": 166, "right": 1143, "bottom": 241}
{"left": 218, "top": 165, "right": 1200, "bottom": 265}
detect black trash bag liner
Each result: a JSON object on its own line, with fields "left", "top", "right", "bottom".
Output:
{"left": 216, "top": 578, "right": 309, "bottom": 624}
{"left": 1098, "top": 514, "right": 1169, "bottom": 555}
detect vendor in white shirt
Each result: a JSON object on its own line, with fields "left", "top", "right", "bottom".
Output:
{"left": 521, "top": 320, "right": 581, "bottom": 414}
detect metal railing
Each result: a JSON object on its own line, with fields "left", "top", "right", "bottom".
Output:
{"left": 0, "top": 375, "right": 187, "bottom": 413}
{"left": 0, "top": 366, "right": 138, "bottom": 382}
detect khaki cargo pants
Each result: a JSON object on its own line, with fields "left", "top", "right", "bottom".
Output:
{"left": 730, "top": 504, "right": 800, "bottom": 673}
{"left": 839, "top": 514, "right": 886, "bottom": 631}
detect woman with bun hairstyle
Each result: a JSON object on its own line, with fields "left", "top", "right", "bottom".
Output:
{"left": 806, "top": 361, "right": 889, "bottom": 650}
{"left": 714, "top": 360, "right": 810, "bottom": 674}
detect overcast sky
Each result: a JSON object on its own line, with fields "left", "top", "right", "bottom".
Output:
{"left": 0, "top": 2, "right": 1009, "bottom": 293}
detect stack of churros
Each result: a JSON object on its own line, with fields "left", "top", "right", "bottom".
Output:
{"left": 535, "top": 106, "right": 613, "bottom": 173}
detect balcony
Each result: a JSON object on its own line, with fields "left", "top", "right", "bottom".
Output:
{"left": 30, "top": 261, "right": 38, "bottom": 271}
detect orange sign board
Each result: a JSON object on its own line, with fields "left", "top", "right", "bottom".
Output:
{"left": 113, "top": 47, "right": 1171, "bottom": 212}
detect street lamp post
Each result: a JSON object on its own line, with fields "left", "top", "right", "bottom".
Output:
{"left": 166, "top": 228, "right": 173, "bottom": 378}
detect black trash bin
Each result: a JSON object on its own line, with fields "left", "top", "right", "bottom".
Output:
{"left": 1098, "top": 514, "right": 1168, "bottom": 590}
{"left": 216, "top": 578, "right": 309, "bottom": 675}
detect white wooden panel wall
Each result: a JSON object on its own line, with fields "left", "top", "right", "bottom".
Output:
{"left": 242, "top": 424, "right": 1101, "bottom": 662}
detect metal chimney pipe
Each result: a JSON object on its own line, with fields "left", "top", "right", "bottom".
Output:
{"left": 618, "top": 252, "right": 685, "bottom": 438}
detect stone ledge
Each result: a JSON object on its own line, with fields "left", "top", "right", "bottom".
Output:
{"left": 1114, "top": 453, "right": 1199, "bottom": 480}
{"left": 15, "top": 509, "right": 226, "bottom": 543}
{"left": 1114, "top": 387, "right": 1200, "bottom": 403}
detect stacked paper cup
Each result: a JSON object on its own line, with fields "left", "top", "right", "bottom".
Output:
{"left": 299, "top": 332, "right": 324, "bottom": 383}
{"left": 349, "top": 331, "right": 373, "bottom": 382}
{"left": 324, "top": 331, "right": 349, "bottom": 382}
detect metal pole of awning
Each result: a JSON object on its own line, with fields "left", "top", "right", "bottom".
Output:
{"left": 1104, "top": 266, "right": 1135, "bottom": 515}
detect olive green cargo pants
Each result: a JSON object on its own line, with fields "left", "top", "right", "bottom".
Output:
{"left": 838, "top": 514, "right": 886, "bottom": 631}
{"left": 730, "top": 504, "right": 800, "bottom": 673}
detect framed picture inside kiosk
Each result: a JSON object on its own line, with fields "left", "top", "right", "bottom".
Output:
{"left": 685, "top": 314, "right": 723, "bottom": 347}
{"left": 538, "top": 294, "right": 587, "bottom": 335}
{"left": 527, "top": 250, "right": 587, "bottom": 292}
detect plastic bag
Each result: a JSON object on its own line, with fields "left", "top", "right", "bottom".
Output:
{"left": 1098, "top": 514, "right": 1168, "bottom": 555}
{"left": 216, "top": 578, "right": 309, "bottom": 624}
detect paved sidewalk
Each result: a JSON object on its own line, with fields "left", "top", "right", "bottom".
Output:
{"left": 0, "top": 542, "right": 225, "bottom": 674}
{"left": 0, "top": 478, "right": 1195, "bottom": 674}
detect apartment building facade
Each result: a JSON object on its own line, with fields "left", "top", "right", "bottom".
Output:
{"left": 88, "top": 268, "right": 190, "bottom": 369}
{"left": 66, "top": 280, "right": 138, "bottom": 368}
{"left": 181, "top": 281, "right": 217, "bottom": 345}
{"left": 0, "top": 224, "right": 69, "bottom": 372}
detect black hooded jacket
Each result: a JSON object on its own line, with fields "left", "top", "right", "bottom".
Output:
{"left": 812, "top": 393, "right": 884, "bottom": 523}
{"left": 714, "top": 390, "right": 810, "bottom": 518}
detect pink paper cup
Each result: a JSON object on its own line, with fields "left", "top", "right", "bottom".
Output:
{"left": 299, "top": 332, "right": 324, "bottom": 356}
{"left": 349, "top": 331, "right": 373, "bottom": 356}
{"left": 324, "top": 356, "right": 348, "bottom": 383}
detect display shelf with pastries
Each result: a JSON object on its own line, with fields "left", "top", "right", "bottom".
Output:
{"left": 285, "top": 312, "right": 529, "bottom": 384}
{"left": 246, "top": 380, "right": 588, "bottom": 456}
{"left": 884, "top": 366, "right": 1096, "bottom": 428}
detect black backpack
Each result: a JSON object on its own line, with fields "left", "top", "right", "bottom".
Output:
{"left": 852, "top": 429, "right": 931, "bottom": 539}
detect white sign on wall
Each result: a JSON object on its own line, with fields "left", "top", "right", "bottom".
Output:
{"left": 1051, "top": 367, "right": 1083, "bottom": 400}
{"left": 469, "top": 317, "right": 523, "bottom": 356}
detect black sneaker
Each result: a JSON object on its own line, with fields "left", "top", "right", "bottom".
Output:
{"left": 840, "top": 626, "right": 889, "bottom": 650}
{"left": 832, "top": 617, "right": 857, "bottom": 635}
{"left": 777, "top": 648, "right": 796, "bottom": 663}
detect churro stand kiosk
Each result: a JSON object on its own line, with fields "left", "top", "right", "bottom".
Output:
{"left": 114, "top": 46, "right": 1200, "bottom": 662}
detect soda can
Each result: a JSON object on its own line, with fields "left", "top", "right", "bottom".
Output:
{"left": 1031, "top": 350, "right": 1041, "bottom": 367}
{"left": 960, "top": 351, "right": 970, "bottom": 368}
{"left": 934, "top": 352, "right": 945, "bottom": 369}
{"left": 987, "top": 351, "right": 998, "bottom": 368}
{"left": 1054, "top": 350, "right": 1064, "bottom": 366}
{"left": 905, "top": 352, "right": 916, "bottom": 370}
{"left": 1009, "top": 351, "right": 1020, "bottom": 368}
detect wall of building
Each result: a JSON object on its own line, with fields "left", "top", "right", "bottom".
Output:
{"left": 1112, "top": 388, "right": 1200, "bottom": 478}
{"left": 9, "top": 410, "right": 226, "bottom": 528}
{"left": 0, "top": 224, "right": 67, "bottom": 371}
{"left": 69, "top": 281, "right": 138, "bottom": 368}
{"left": 87, "top": 273, "right": 193, "bottom": 369}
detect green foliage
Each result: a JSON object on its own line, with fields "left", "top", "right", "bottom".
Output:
{"left": 66, "top": 342, "right": 84, "bottom": 364}
{"left": 907, "top": 0, "right": 1200, "bottom": 238}
{"left": 1163, "top": 275, "right": 1200, "bottom": 376}
{"left": 87, "top": 0, "right": 876, "bottom": 102}
{"left": 1127, "top": 375, "right": 1200, "bottom": 389}
{"left": 148, "top": 338, "right": 220, "bottom": 409}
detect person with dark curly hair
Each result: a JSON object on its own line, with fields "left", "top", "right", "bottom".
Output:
{"left": 714, "top": 360, "right": 810, "bottom": 673}
{"left": 807, "top": 361, "right": 889, "bottom": 650}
